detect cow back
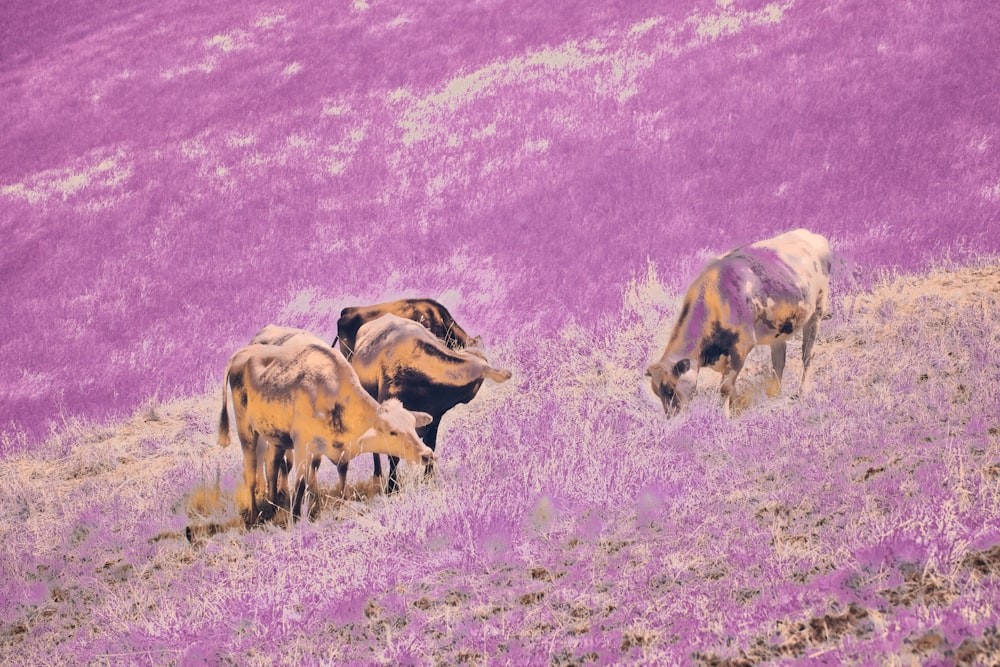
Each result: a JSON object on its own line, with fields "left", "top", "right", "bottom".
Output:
{"left": 337, "top": 298, "right": 474, "bottom": 359}
{"left": 353, "top": 314, "right": 501, "bottom": 407}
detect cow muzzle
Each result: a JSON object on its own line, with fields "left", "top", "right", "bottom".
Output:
{"left": 661, "top": 394, "right": 682, "bottom": 417}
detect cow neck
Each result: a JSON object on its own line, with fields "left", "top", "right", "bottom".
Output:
{"left": 663, "top": 302, "right": 706, "bottom": 371}
{"left": 339, "top": 391, "right": 381, "bottom": 461}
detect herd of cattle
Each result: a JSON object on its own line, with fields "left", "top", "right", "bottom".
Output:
{"left": 218, "top": 229, "right": 831, "bottom": 525}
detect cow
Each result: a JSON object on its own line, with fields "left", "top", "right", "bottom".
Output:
{"left": 238, "top": 325, "right": 331, "bottom": 507}
{"left": 336, "top": 298, "right": 482, "bottom": 361}
{"left": 646, "top": 228, "right": 831, "bottom": 417}
{"left": 218, "top": 341, "right": 435, "bottom": 524}
{"left": 350, "top": 314, "right": 512, "bottom": 493}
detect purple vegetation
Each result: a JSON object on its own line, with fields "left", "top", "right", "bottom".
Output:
{"left": 2, "top": 0, "right": 998, "bottom": 443}
{"left": 2, "top": 0, "right": 1000, "bottom": 664}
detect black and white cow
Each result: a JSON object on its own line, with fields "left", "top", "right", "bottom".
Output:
{"left": 350, "top": 314, "right": 511, "bottom": 493}
{"left": 336, "top": 298, "right": 481, "bottom": 360}
{"left": 646, "top": 228, "right": 831, "bottom": 417}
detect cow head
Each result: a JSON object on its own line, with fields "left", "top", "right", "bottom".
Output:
{"left": 646, "top": 358, "right": 697, "bottom": 416}
{"left": 358, "top": 398, "right": 436, "bottom": 465}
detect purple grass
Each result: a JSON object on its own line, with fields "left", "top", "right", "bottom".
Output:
{"left": 2, "top": 0, "right": 1000, "bottom": 664}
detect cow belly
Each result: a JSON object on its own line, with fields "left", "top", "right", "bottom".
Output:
{"left": 393, "top": 382, "right": 477, "bottom": 418}
{"left": 753, "top": 298, "right": 811, "bottom": 345}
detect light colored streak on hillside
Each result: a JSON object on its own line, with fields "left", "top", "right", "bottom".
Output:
{"left": 380, "top": 1, "right": 795, "bottom": 228}
{"left": 392, "top": 1, "right": 795, "bottom": 148}
{"left": 159, "top": 10, "right": 290, "bottom": 81}
{"left": 1, "top": 149, "right": 133, "bottom": 205}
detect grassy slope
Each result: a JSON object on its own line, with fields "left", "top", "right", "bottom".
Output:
{"left": 1, "top": 264, "right": 998, "bottom": 665}
{"left": 3, "top": 0, "right": 999, "bottom": 445}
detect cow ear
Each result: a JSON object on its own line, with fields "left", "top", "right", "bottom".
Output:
{"left": 671, "top": 359, "right": 691, "bottom": 376}
{"left": 644, "top": 364, "right": 655, "bottom": 378}
{"left": 412, "top": 411, "right": 433, "bottom": 428}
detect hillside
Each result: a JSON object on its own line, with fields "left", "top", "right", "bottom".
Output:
{"left": 1, "top": 264, "right": 997, "bottom": 664}
{"left": 3, "top": 0, "right": 999, "bottom": 445}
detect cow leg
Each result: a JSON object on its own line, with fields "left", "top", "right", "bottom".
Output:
{"left": 337, "top": 461, "right": 349, "bottom": 498}
{"left": 277, "top": 449, "right": 292, "bottom": 500}
{"left": 719, "top": 356, "right": 747, "bottom": 419}
{"left": 386, "top": 456, "right": 401, "bottom": 495}
{"left": 307, "top": 456, "right": 322, "bottom": 519}
{"left": 420, "top": 420, "right": 440, "bottom": 480}
{"left": 290, "top": 442, "right": 312, "bottom": 522}
{"left": 264, "top": 444, "right": 286, "bottom": 518}
{"left": 242, "top": 434, "right": 260, "bottom": 527}
{"left": 800, "top": 311, "right": 821, "bottom": 393}
{"left": 372, "top": 453, "right": 382, "bottom": 481}
{"left": 769, "top": 341, "right": 787, "bottom": 397}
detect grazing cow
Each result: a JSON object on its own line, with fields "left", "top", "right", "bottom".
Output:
{"left": 336, "top": 298, "right": 482, "bottom": 360}
{"left": 646, "top": 228, "right": 831, "bottom": 417}
{"left": 219, "top": 342, "right": 435, "bottom": 524}
{"left": 241, "top": 325, "right": 330, "bottom": 506}
{"left": 350, "top": 314, "right": 512, "bottom": 493}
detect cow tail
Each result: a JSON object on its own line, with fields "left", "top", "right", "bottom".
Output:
{"left": 218, "top": 358, "right": 232, "bottom": 448}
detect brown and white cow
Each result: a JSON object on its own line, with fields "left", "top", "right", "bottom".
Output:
{"left": 646, "top": 228, "right": 831, "bottom": 417}
{"left": 219, "top": 341, "right": 435, "bottom": 524}
{"left": 350, "top": 314, "right": 511, "bottom": 493}
{"left": 336, "top": 298, "right": 482, "bottom": 361}
{"left": 238, "top": 325, "right": 331, "bottom": 505}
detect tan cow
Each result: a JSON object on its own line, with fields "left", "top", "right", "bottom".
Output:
{"left": 646, "top": 228, "right": 831, "bottom": 417}
{"left": 219, "top": 342, "right": 435, "bottom": 524}
{"left": 237, "top": 325, "right": 331, "bottom": 508}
